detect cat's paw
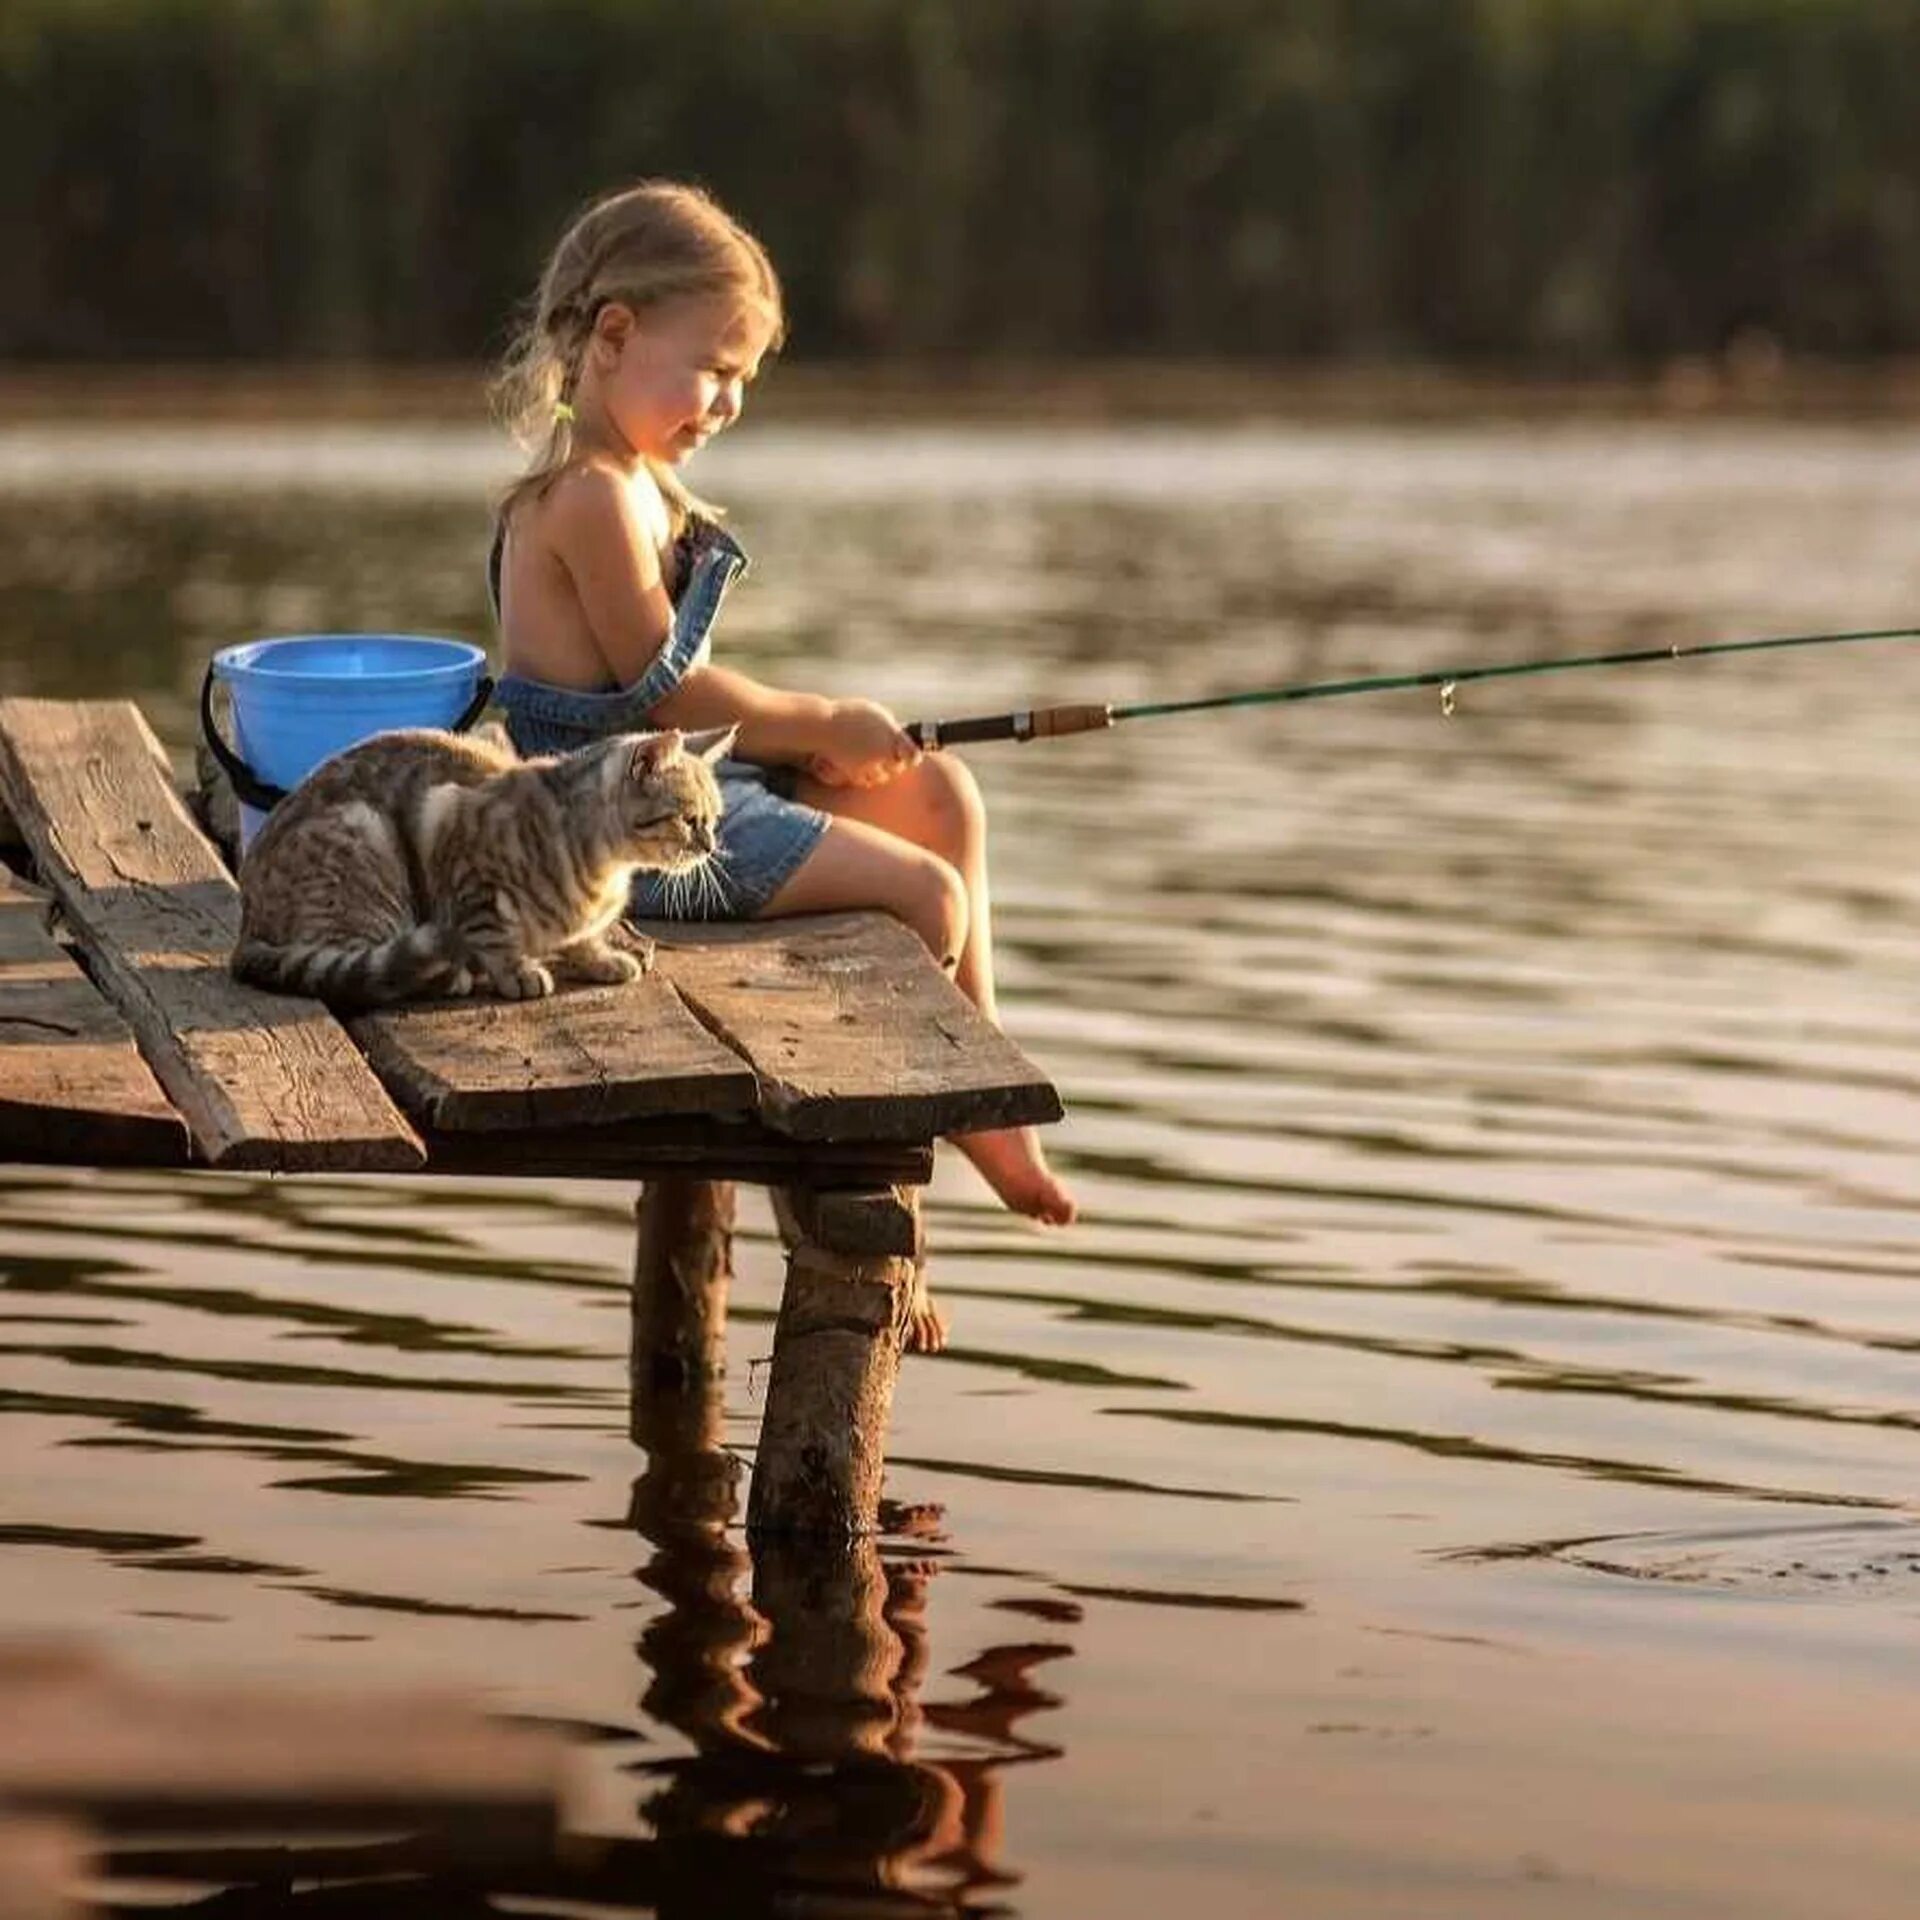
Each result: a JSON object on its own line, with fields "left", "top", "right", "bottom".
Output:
{"left": 610, "top": 924, "right": 657, "bottom": 972}
{"left": 559, "top": 944, "right": 645, "bottom": 986}
{"left": 495, "top": 960, "right": 555, "bottom": 1001}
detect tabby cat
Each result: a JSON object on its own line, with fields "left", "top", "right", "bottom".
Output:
{"left": 233, "top": 723, "right": 732, "bottom": 1009}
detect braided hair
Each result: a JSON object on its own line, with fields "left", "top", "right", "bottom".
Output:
{"left": 491, "top": 180, "right": 784, "bottom": 531}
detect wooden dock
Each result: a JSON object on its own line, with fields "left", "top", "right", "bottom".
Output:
{"left": 0, "top": 696, "right": 1064, "bottom": 1537}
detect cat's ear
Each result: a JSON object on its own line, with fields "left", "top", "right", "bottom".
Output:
{"left": 469, "top": 719, "right": 516, "bottom": 758}
{"left": 628, "top": 730, "right": 683, "bottom": 781}
{"left": 683, "top": 725, "right": 739, "bottom": 766}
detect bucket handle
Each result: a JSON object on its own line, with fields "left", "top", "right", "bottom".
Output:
{"left": 198, "top": 662, "right": 496, "bottom": 814}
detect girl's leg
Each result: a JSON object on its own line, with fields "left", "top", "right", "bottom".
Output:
{"left": 767, "top": 758, "right": 1076, "bottom": 1228}
{"left": 757, "top": 811, "right": 969, "bottom": 964}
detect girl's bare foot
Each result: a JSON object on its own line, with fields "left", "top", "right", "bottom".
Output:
{"left": 904, "top": 1263, "right": 951, "bottom": 1353}
{"left": 953, "top": 1125, "right": 1078, "bottom": 1226}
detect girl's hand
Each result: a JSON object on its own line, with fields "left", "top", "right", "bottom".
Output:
{"left": 806, "top": 698, "right": 921, "bottom": 789}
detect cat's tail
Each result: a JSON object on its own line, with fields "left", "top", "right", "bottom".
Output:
{"left": 231, "top": 924, "right": 468, "bottom": 1009}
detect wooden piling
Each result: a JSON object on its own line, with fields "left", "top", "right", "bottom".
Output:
{"left": 630, "top": 1178, "right": 736, "bottom": 1393}
{"left": 773, "top": 1182, "right": 942, "bottom": 1353}
{"left": 747, "top": 1185, "right": 917, "bottom": 1538}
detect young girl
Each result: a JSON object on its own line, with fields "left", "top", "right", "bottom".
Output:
{"left": 489, "top": 180, "right": 1075, "bottom": 1232}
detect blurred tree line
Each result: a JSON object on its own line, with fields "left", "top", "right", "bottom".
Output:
{"left": 3, "top": 0, "right": 1919, "bottom": 368}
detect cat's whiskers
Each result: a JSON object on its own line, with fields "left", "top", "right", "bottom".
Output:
{"left": 660, "top": 861, "right": 697, "bottom": 920}
{"left": 672, "top": 852, "right": 721, "bottom": 917}
{"left": 692, "top": 847, "right": 732, "bottom": 916}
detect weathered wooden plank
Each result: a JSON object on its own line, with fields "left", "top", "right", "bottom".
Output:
{"left": 648, "top": 912, "right": 1065, "bottom": 1142}
{"left": 0, "top": 701, "right": 423, "bottom": 1172}
{"left": 0, "top": 866, "right": 188, "bottom": 1166}
{"left": 350, "top": 973, "right": 757, "bottom": 1131}
{"left": 0, "top": 1640, "right": 564, "bottom": 1847}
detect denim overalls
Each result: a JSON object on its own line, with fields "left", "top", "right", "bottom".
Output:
{"left": 488, "top": 517, "right": 828, "bottom": 919}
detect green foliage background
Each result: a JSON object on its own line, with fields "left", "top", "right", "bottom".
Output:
{"left": 4, "top": 0, "right": 1919, "bottom": 364}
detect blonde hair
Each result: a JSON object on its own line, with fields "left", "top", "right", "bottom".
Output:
{"left": 492, "top": 180, "right": 785, "bottom": 530}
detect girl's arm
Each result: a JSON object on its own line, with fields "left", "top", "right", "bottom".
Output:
{"left": 544, "top": 464, "right": 678, "bottom": 686}
{"left": 546, "top": 467, "right": 832, "bottom": 756}
{"left": 655, "top": 665, "right": 915, "bottom": 784}
{"left": 645, "top": 662, "right": 832, "bottom": 763}
{"left": 549, "top": 465, "right": 913, "bottom": 780}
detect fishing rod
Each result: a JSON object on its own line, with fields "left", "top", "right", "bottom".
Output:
{"left": 901, "top": 622, "right": 1920, "bottom": 750}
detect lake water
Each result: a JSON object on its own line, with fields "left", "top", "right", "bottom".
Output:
{"left": 4, "top": 414, "right": 1920, "bottom": 1916}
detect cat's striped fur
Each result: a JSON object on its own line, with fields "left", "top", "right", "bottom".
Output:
{"left": 233, "top": 723, "right": 730, "bottom": 1010}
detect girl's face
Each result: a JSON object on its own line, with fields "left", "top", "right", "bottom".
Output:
{"left": 594, "top": 293, "right": 772, "bottom": 465}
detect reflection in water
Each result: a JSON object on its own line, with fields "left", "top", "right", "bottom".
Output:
{"left": 623, "top": 1379, "right": 1050, "bottom": 1913}
{"left": 78, "top": 1385, "right": 1061, "bottom": 1915}
{"left": 627, "top": 1387, "right": 758, "bottom": 1753}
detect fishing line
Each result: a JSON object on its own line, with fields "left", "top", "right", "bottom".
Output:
{"left": 902, "top": 622, "right": 1920, "bottom": 750}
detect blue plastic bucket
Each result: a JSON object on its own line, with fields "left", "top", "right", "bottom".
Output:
{"left": 208, "top": 634, "right": 490, "bottom": 848}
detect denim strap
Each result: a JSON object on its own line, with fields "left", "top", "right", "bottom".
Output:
{"left": 492, "top": 521, "right": 748, "bottom": 746}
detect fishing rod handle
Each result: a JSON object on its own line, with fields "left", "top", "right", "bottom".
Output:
{"left": 1030, "top": 701, "right": 1115, "bottom": 739}
{"left": 906, "top": 703, "right": 1114, "bottom": 750}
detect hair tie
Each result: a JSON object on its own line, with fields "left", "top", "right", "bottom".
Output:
{"left": 553, "top": 400, "right": 576, "bottom": 424}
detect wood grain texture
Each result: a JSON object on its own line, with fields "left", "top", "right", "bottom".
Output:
{"left": 630, "top": 1177, "right": 734, "bottom": 1389}
{"left": 647, "top": 912, "right": 1065, "bottom": 1142}
{"left": 746, "top": 1230, "right": 913, "bottom": 1539}
{"left": 0, "top": 866, "right": 188, "bottom": 1165}
{"left": 0, "top": 700, "right": 422, "bottom": 1171}
{"left": 772, "top": 1182, "right": 923, "bottom": 1261}
{"left": 350, "top": 975, "right": 757, "bottom": 1132}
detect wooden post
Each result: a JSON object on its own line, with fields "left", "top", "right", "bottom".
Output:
{"left": 747, "top": 1185, "right": 918, "bottom": 1538}
{"left": 630, "top": 1178, "right": 736, "bottom": 1397}
{"left": 771, "top": 1181, "right": 943, "bottom": 1352}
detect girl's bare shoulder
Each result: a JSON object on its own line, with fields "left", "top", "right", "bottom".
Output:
{"left": 529, "top": 458, "right": 670, "bottom": 564}
{"left": 549, "top": 455, "right": 664, "bottom": 518}
{"left": 510, "top": 455, "right": 626, "bottom": 538}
